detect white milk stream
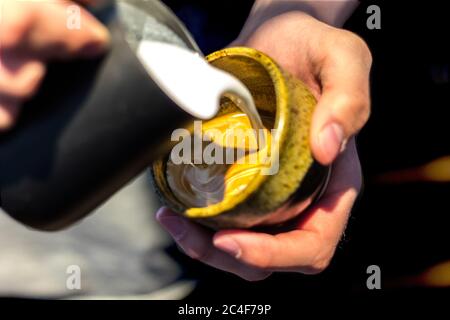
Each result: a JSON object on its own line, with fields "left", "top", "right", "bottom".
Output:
{"left": 136, "top": 41, "right": 264, "bottom": 133}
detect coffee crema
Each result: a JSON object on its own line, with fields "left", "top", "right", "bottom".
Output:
{"left": 166, "top": 111, "right": 273, "bottom": 208}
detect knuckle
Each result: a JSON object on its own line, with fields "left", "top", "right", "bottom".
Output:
{"left": 359, "top": 102, "right": 371, "bottom": 126}
{"left": 353, "top": 95, "right": 371, "bottom": 130}
{"left": 312, "top": 257, "right": 332, "bottom": 274}
{"left": 335, "top": 30, "right": 373, "bottom": 68}
{"left": 342, "top": 30, "right": 369, "bottom": 50}
{"left": 304, "top": 256, "right": 332, "bottom": 275}
{"left": 302, "top": 243, "right": 335, "bottom": 275}
{"left": 357, "top": 38, "right": 373, "bottom": 67}
{"left": 335, "top": 92, "right": 371, "bottom": 132}
{"left": 350, "top": 33, "right": 372, "bottom": 68}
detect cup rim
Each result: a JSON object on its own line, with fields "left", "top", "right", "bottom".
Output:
{"left": 182, "top": 47, "right": 290, "bottom": 218}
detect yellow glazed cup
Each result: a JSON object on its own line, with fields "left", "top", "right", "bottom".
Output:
{"left": 151, "top": 47, "right": 330, "bottom": 229}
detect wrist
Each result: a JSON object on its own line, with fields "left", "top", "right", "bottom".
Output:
{"left": 244, "top": 0, "right": 358, "bottom": 28}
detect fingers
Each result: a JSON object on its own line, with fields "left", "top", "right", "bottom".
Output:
{"left": 310, "top": 31, "right": 372, "bottom": 165}
{"left": 214, "top": 140, "right": 361, "bottom": 273}
{"left": 157, "top": 141, "right": 361, "bottom": 276}
{"left": 156, "top": 207, "right": 271, "bottom": 281}
{"left": 214, "top": 229, "right": 323, "bottom": 274}
{"left": 0, "top": 0, "right": 110, "bottom": 129}
{"left": 0, "top": 55, "right": 46, "bottom": 99}
{"left": 0, "top": 54, "right": 45, "bottom": 129}
{"left": 1, "top": 0, "right": 110, "bottom": 60}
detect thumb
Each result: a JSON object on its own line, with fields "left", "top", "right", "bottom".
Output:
{"left": 310, "top": 43, "right": 372, "bottom": 165}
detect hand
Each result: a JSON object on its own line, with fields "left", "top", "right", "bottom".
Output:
{"left": 0, "top": 0, "right": 109, "bottom": 130}
{"left": 157, "top": 10, "right": 371, "bottom": 280}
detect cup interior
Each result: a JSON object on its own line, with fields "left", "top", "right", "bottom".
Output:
{"left": 151, "top": 48, "right": 289, "bottom": 218}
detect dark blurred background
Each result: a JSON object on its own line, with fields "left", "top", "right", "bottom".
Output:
{"left": 161, "top": 0, "right": 450, "bottom": 298}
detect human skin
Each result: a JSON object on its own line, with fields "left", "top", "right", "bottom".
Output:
{"left": 0, "top": 0, "right": 109, "bottom": 129}
{"left": 0, "top": 0, "right": 371, "bottom": 281}
{"left": 157, "top": 0, "right": 372, "bottom": 280}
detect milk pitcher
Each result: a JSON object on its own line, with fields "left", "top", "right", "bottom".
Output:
{"left": 0, "top": 0, "right": 254, "bottom": 230}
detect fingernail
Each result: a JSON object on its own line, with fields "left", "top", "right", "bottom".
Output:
{"left": 318, "top": 122, "right": 344, "bottom": 162}
{"left": 214, "top": 237, "right": 242, "bottom": 259}
{"left": 158, "top": 216, "right": 186, "bottom": 241}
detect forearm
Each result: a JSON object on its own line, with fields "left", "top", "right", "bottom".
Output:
{"left": 246, "top": 0, "right": 359, "bottom": 27}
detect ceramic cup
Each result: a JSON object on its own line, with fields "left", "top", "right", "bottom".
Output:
{"left": 151, "top": 47, "right": 330, "bottom": 229}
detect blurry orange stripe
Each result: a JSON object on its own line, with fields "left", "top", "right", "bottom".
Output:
{"left": 376, "top": 156, "right": 450, "bottom": 184}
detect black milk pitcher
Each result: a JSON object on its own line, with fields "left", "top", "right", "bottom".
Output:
{"left": 0, "top": 0, "right": 254, "bottom": 230}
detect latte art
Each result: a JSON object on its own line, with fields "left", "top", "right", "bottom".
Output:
{"left": 166, "top": 111, "right": 273, "bottom": 208}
